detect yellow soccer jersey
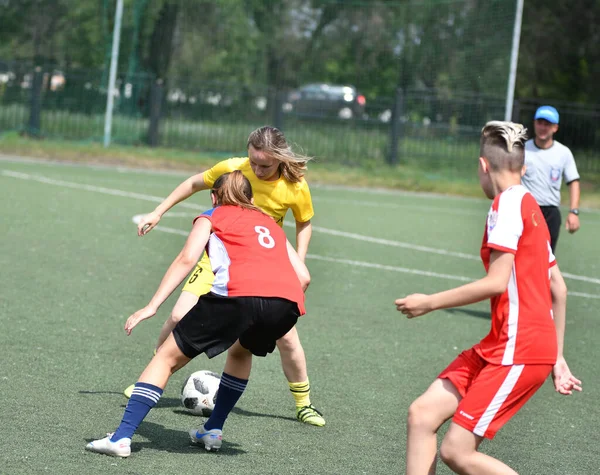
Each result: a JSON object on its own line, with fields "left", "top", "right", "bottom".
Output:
{"left": 202, "top": 157, "right": 314, "bottom": 226}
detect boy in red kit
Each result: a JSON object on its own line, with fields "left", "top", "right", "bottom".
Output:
{"left": 396, "top": 121, "right": 582, "bottom": 475}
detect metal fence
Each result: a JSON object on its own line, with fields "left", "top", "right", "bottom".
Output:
{"left": 1, "top": 63, "right": 599, "bottom": 174}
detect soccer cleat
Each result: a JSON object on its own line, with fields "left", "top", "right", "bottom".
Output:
{"left": 189, "top": 427, "right": 223, "bottom": 452}
{"left": 296, "top": 405, "right": 326, "bottom": 427}
{"left": 123, "top": 384, "right": 134, "bottom": 399}
{"left": 85, "top": 434, "right": 131, "bottom": 458}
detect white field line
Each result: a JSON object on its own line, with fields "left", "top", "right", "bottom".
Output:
{"left": 133, "top": 210, "right": 600, "bottom": 285}
{"left": 129, "top": 216, "right": 600, "bottom": 300}
{"left": 130, "top": 215, "right": 474, "bottom": 283}
{"left": 283, "top": 222, "right": 481, "bottom": 261}
{"left": 1, "top": 154, "right": 484, "bottom": 201}
{"left": 1, "top": 170, "right": 201, "bottom": 210}
{"left": 304, "top": 254, "right": 474, "bottom": 282}
{"left": 4, "top": 157, "right": 600, "bottom": 217}
{"left": 1, "top": 162, "right": 483, "bottom": 216}
{"left": 3, "top": 169, "right": 600, "bottom": 291}
{"left": 1, "top": 169, "right": 479, "bottom": 260}
{"left": 311, "top": 196, "right": 484, "bottom": 216}
{"left": 568, "top": 291, "right": 600, "bottom": 299}
{"left": 4, "top": 154, "right": 600, "bottom": 216}
{"left": 0, "top": 154, "right": 192, "bottom": 178}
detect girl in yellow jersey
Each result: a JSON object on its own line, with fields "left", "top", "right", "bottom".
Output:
{"left": 126, "top": 126, "right": 324, "bottom": 426}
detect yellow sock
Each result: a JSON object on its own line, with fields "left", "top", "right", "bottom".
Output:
{"left": 289, "top": 380, "right": 311, "bottom": 408}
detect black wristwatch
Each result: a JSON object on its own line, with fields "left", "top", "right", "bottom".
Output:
{"left": 569, "top": 208, "right": 579, "bottom": 216}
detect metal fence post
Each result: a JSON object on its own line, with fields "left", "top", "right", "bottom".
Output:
{"left": 270, "top": 88, "right": 285, "bottom": 131}
{"left": 512, "top": 99, "right": 521, "bottom": 123}
{"left": 27, "top": 66, "right": 43, "bottom": 136}
{"left": 388, "top": 87, "right": 404, "bottom": 164}
{"left": 147, "top": 78, "right": 163, "bottom": 147}
{"left": 278, "top": 90, "right": 287, "bottom": 131}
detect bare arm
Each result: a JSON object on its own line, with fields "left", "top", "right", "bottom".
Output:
{"left": 125, "top": 218, "right": 212, "bottom": 334}
{"left": 565, "top": 180, "right": 581, "bottom": 233}
{"left": 295, "top": 220, "right": 312, "bottom": 262}
{"left": 567, "top": 180, "right": 580, "bottom": 211}
{"left": 549, "top": 264, "right": 582, "bottom": 394}
{"left": 395, "top": 251, "right": 514, "bottom": 317}
{"left": 550, "top": 264, "right": 568, "bottom": 358}
{"left": 137, "top": 172, "right": 209, "bottom": 236}
{"left": 286, "top": 239, "right": 310, "bottom": 292}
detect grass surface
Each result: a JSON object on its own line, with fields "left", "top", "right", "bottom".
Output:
{"left": 1, "top": 158, "right": 600, "bottom": 474}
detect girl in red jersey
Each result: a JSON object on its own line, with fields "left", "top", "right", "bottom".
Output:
{"left": 396, "top": 122, "right": 581, "bottom": 475}
{"left": 128, "top": 126, "right": 324, "bottom": 428}
{"left": 86, "top": 171, "right": 309, "bottom": 457}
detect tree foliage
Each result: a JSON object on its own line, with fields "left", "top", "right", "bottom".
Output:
{"left": 0, "top": 0, "right": 598, "bottom": 103}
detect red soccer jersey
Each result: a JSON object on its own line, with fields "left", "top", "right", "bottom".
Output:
{"left": 474, "top": 185, "right": 557, "bottom": 365}
{"left": 194, "top": 205, "right": 305, "bottom": 315}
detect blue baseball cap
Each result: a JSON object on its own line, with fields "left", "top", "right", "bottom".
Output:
{"left": 534, "top": 105, "right": 559, "bottom": 124}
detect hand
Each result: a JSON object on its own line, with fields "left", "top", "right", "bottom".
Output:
{"left": 137, "top": 211, "right": 162, "bottom": 236}
{"left": 125, "top": 305, "right": 157, "bottom": 335}
{"left": 395, "top": 293, "right": 433, "bottom": 318}
{"left": 565, "top": 213, "right": 580, "bottom": 234}
{"left": 552, "top": 357, "right": 582, "bottom": 395}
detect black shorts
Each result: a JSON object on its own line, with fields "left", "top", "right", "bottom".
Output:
{"left": 540, "top": 206, "right": 561, "bottom": 252}
{"left": 173, "top": 292, "right": 300, "bottom": 359}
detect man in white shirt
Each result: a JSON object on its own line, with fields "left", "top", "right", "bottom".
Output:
{"left": 521, "top": 105, "right": 581, "bottom": 252}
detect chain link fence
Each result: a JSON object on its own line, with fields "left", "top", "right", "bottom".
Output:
{"left": 1, "top": 61, "right": 598, "bottom": 173}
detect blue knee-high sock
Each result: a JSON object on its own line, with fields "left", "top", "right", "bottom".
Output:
{"left": 204, "top": 373, "right": 248, "bottom": 431}
{"left": 110, "top": 382, "right": 163, "bottom": 441}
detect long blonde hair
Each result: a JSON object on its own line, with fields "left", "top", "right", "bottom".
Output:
{"left": 211, "top": 170, "right": 267, "bottom": 215}
{"left": 247, "top": 126, "right": 312, "bottom": 183}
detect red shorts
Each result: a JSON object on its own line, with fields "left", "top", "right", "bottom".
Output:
{"left": 439, "top": 348, "right": 552, "bottom": 439}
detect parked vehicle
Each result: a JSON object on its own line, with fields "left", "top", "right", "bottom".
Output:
{"left": 287, "top": 83, "right": 366, "bottom": 119}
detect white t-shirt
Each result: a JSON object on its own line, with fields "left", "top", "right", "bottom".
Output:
{"left": 521, "top": 139, "right": 580, "bottom": 207}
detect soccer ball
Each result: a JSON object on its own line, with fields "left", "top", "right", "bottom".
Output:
{"left": 180, "top": 370, "right": 220, "bottom": 416}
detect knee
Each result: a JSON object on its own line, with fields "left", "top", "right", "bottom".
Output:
{"left": 169, "top": 357, "right": 189, "bottom": 375}
{"left": 276, "top": 328, "right": 302, "bottom": 353}
{"left": 439, "top": 435, "right": 467, "bottom": 471}
{"left": 227, "top": 342, "right": 252, "bottom": 361}
{"left": 169, "top": 308, "right": 186, "bottom": 325}
{"left": 155, "top": 346, "right": 188, "bottom": 374}
{"left": 407, "top": 399, "right": 438, "bottom": 432}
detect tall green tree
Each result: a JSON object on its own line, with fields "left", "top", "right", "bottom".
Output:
{"left": 1, "top": 0, "right": 599, "bottom": 106}
{"left": 517, "top": 0, "right": 600, "bottom": 102}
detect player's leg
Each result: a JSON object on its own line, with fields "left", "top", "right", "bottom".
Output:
{"left": 440, "top": 363, "right": 552, "bottom": 473}
{"left": 406, "top": 378, "right": 462, "bottom": 475}
{"left": 276, "top": 325, "right": 325, "bottom": 426}
{"left": 186, "top": 295, "right": 258, "bottom": 451}
{"left": 204, "top": 342, "right": 252, "bottom": 426}
{"left": 155, "top": 290, "right": 200, "bottom": 350}
{"left": 439, "top": 423, "right": 516, "bottom": 475}
{"left": 157, "top": 252, "right": 214, "bottom": 350}
{"left": 124, "top": 255, "right": 212, "bottom": 398}
{"left": 122, "top": 290, "right": 200, "bottom": 398}
{"left": 540, "top": 206, "right": 561, "bottom": 252}
{"left": 190, "top": 341, "right": 253, "bottom": 451}
{"left": 87, "top": 334, "right": 191, "bottom": 457}
{"left": 407, "top": 348, "right": 485, "bottom": 475}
